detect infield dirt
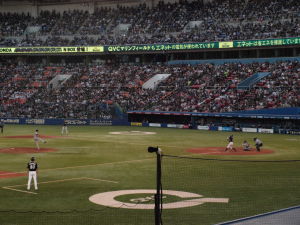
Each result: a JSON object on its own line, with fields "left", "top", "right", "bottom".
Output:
{"left": 187, "top": 147, "right": 274, "bottom": 155}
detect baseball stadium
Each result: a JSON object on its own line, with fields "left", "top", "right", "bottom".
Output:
{"left": 0, "top": 0, "right": 300, "bottom": 225}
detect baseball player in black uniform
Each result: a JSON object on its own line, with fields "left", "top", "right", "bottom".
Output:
{"left": 61, "top": 121, "right": 68, "bottom": 135}
{"left": 225, "top": 135, "right": 237, "bottom": 152}
{"left": 27, "top": 157, "right": 38, "bottom": 190}
{"left": 253, "top": 137, "right": 263, "bottom": 152}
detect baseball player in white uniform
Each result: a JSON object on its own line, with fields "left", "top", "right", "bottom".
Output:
{"left": 34, "top": 129, "right": 46, "bottom": 150}
{"left": 27, "top": 157, "right": 38, "bottom": 190}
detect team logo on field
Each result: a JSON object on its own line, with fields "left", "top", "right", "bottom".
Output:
{"left": 89, "top": 189, "right": 229, "bottom": 209}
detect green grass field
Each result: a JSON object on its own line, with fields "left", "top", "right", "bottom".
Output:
{"left": 0, "top": 125, "right": 299, "bottom": 225}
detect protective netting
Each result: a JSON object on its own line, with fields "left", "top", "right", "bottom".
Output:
{"left": 160, "top": 155, "right": 300, "bottom": 225}
{"left": 0, "top": 208, "right": 154, "bottom": 225}
{"left": 1, "top": 156, "right": 299, "bottom": 225}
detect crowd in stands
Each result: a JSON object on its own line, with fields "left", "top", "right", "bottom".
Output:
{"left": 1, "top": 0, "right": 300, "bottom": 47}
{"left": 0, "top": 60, "right": 299, "bottom": 119}
{"left": 146, "top": 61, "right": 300, "bottom": 112}
{"left": 0, "top": 0, "right": 299, "bottom": 118}
{"left": 0, "top": 12, "right": 31, "bottom": 37}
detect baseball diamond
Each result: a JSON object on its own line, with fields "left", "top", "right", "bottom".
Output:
{"left": 0, "top": 125, "right": 299, "bottom": 225}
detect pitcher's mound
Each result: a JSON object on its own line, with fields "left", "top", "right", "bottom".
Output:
{"left": 0, "top": 147, "right": 57, "bottom": 154}
{"left": 187, "top": 147, "right": 274, "bottom": 155}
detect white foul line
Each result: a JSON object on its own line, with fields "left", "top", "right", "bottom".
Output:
{"left": 2, "top": 177, "right": 118, "bottom": 194}
{"left": 2, "top": 186, "right": 37, "bottom": 195}
{"left": 4, "top": 157, "right": 154, "bottom": 175}
{"left": 83, "top": 177, "right": 118, "bottom": 184}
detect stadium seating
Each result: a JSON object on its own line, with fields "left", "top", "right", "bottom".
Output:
{"left": 0, "top": 0, "right": 300, "bottom": 46}
{"left": 1, "top": 61, "right": 299, "bottom": 118}
{"left": 0, "top": 0, "right": 299, "bottom": 118}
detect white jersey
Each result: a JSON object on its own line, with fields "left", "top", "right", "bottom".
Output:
{"left": 34, "top": 131, "right": 39, "bottom": 141}
{"left": 255, "top": 139, "right": 262, "bottom": 145}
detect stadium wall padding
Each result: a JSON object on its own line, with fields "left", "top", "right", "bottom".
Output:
{"left": 2, "top": 107, "right": 300, "bottom": 135}
{"left": 234, "top": 107, "right": 300, "bottom": 115}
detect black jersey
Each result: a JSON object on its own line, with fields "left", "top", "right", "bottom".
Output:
{"left": 27, "top": 162, "right": 38, "bottom": 171}
{"left": 228, "top": 135, "right": 233, "bottom": 142}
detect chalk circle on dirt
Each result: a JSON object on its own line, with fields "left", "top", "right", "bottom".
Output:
{"left": 187, "top": 147, "right": 274, "bottom": 155}
{"left": 89, "top": 189, "right": 229, "bottom": 209}
{"left": 0, "top": 147, "right": 58, "bottom": 154}
{"left": 109, "top": 131, "right": 156, "bottom": 135}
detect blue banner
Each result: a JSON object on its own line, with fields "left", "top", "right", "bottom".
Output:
{"left": 128, "top": 108, "right": 300, "bottom": 120}
{"left": 218, "top": 126, "right": 233, "bottom": 131}
{"left": 278, "top": 129, "right": 300, "bottom": 135}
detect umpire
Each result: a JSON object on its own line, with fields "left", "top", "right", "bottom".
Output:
{"left": 253, "top": 137, "right": 263, "bottom": 152}
{"left": 27, "top": 157, "right": 38, "bottom": 190}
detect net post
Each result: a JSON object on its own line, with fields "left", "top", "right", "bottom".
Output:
{"left": 147, "top": 146, "right": 162, "bottom": 225}
{"left": 155, "top": 149, "right": 162, "bottom": 225}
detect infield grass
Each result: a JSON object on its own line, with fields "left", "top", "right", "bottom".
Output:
{"left": 0, "top": 125, "right": 299, "bottom": 225}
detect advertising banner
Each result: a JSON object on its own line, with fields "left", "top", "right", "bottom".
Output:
{"left": 25, "top": 119, "right": 45, "bottom": 125}
{"left": 1, "top": 37, "right": 300, "bottom": 55}
{"left": 167, "top": 124, "right": 184, "bottom": 129}
{"left": 219, "top": 42, "right": 233, "bottom": 48}
{"left": 105, "top": 42, "right": 219, "bottom": 53}
{"left": 242, "top": 127, "right": 257, "bottom": 133}
{"left": 197, "top": 125, "right": 209, "bottom": 130}
{"left": 258, "top": 128, "right": 274, "bottom": 134}
{"left": 149, "top": 123, "right": 161, "bottom": 127}
{"left": 0, "top": 118, "right": 115, "bottom": 126}
{"left": 218, "top": 126, "right": 233, "bottom": 131}
{"left": 234, "top": 37, "right": 300, "bottom": 48}
{"left": 286, "top": 130, "right": 300, "bottom": 135}
{"left": 131, "top": 122, "right": 143, "bottom": 126}
{"left": 0, "top": 46, "right": 104, "bottom": 54}
{"left": 1, "top": 118, "right": 20, "bottom": 124}
{"left": 64, "top": 119, "right": 88, "bottom": 125}
{"left": 90, "top": 120, "right": 113, "bottom": 126}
